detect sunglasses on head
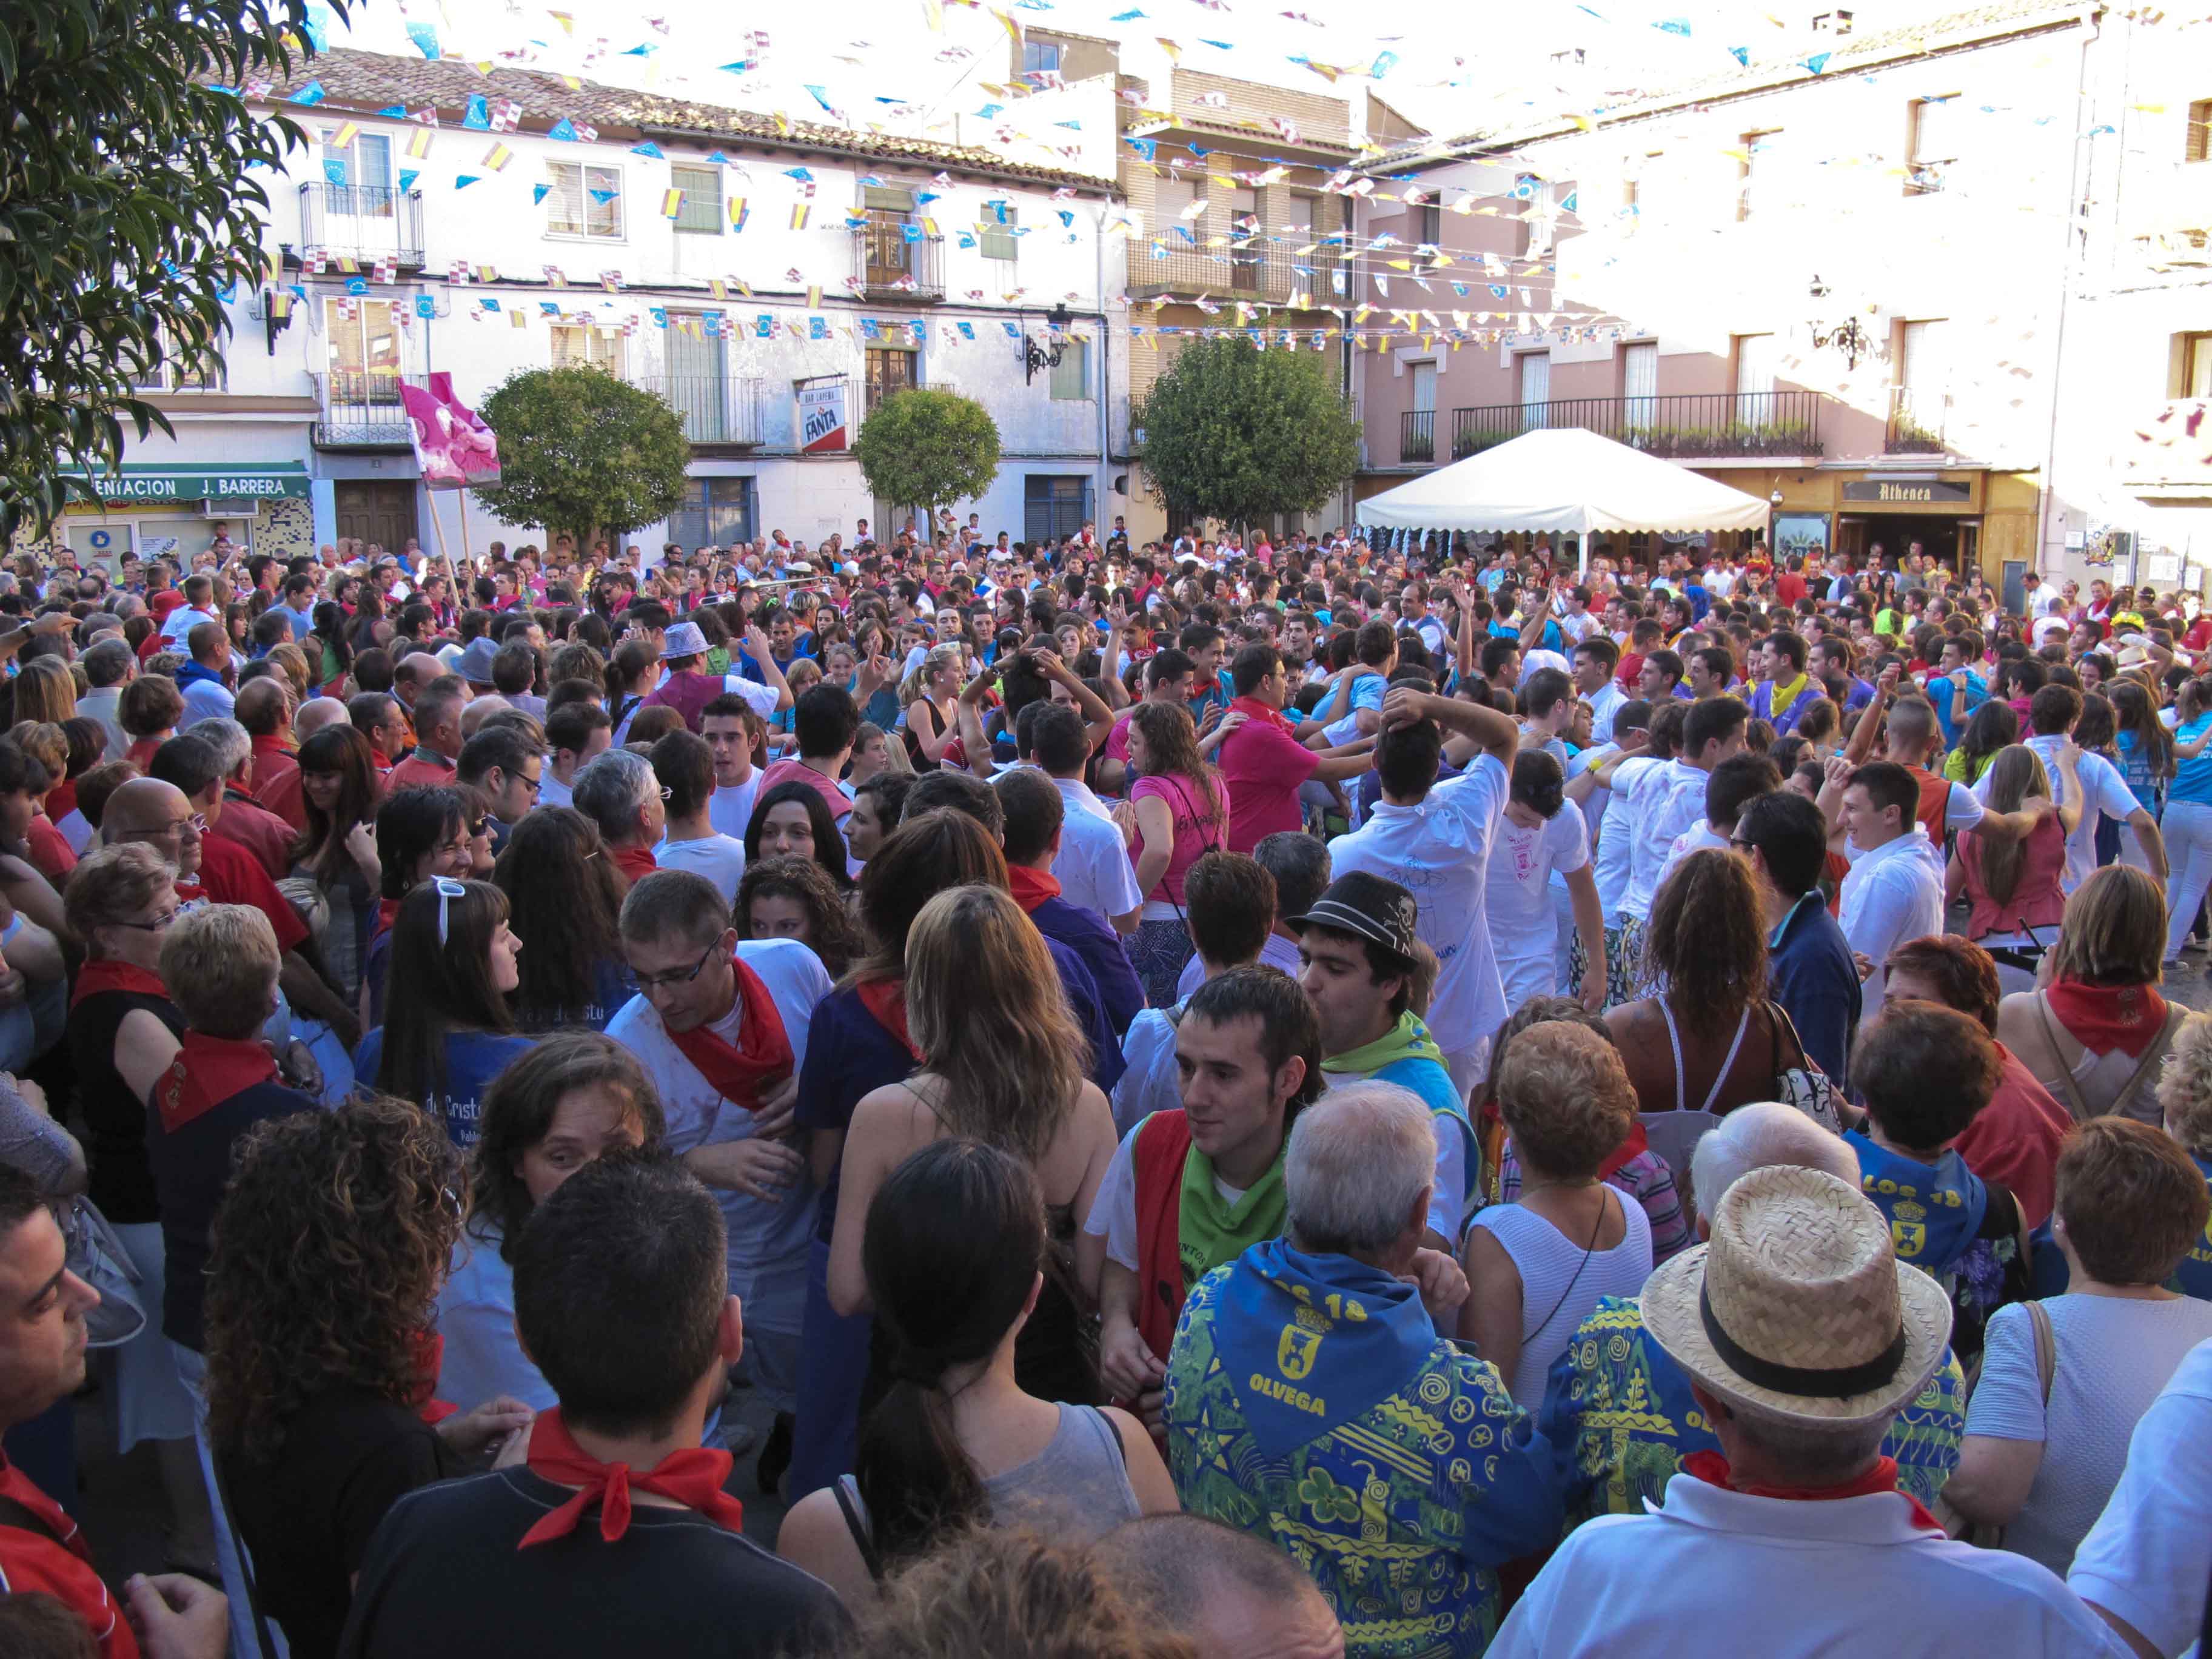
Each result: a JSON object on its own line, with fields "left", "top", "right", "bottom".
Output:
{"left": 432, "top": 875, "right": 466, "bottom": 947}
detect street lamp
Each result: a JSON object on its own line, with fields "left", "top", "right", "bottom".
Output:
{"left": 1022, "top": 303, "right": 1074, "bottom": 383}
{"left": 1806, "top": 274, "right": 1870, "bottom": 371}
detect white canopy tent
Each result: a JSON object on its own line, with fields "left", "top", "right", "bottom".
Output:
{"left": 1358, "top": 426, "right": 1772, "bottom": 573}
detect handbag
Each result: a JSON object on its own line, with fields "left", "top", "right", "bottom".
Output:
{"left": 55, "top": 1195, "right": 147, "bottom": 1349}
{"left": 1765, "top": 1001, "right": 1845, "bottom": 1133}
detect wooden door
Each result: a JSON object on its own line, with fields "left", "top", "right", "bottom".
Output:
{"left": 335, "top": 480, "right": 417, "bottom": 552}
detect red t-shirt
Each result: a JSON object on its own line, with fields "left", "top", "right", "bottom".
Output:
{"left": 383, "top": 751, "right": 458, "bottom": 797}
{"left": 1954, "top": 1046, "right": 2071, "bottom": 1230}
{"left": 0, "top": 1455, "right": 139, "bottom": 1658}
{"left": 757, "top": 759, "right": 853, "bottom": 820}
{"left": 251, "top": 736, "right": 306, "bottom": 833}
{"left": 2187, "top": 616, "right": 2212, "bottom": 653}
{"left": 178, "top": 833, "right": 309, "bottom": 954}
{"left": 1773, "top": 572, "right": 1808, "bottom": 606}
{"left": 24, "top": 814, "right": 76, "bottom": 885}
{"left": 1216, "top": 705, "right": 1316, "bottom": 854}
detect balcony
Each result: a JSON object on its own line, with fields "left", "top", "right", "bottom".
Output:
{"left": 1447, "top": 390, "right": 1826, "bottom": 462}
{"left": 1885, "top": 386, "right": 1947, "bottom": 455}
{"left": 853, "top": 226, "right": 944, "bottom": 303}
{"left": 297, "top": 183, "right": 426, "bottom": 267}
{"left": 633, "top": 374, "right": 765, "bottom": 447}
{"left": 1401, "top": 409, "right": 1435, "bottom": 464}
{"left": 311, "top": 370, "right": 411, "bottom": 449}
{"left": 1127, "top": 245, "right": 1299, "bottom": 305}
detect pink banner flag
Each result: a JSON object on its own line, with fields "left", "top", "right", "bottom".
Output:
{"left": 398, "top": 372, "right": 501, "bottom": 491}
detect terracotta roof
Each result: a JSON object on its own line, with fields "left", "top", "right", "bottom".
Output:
{"left": 1367, "top": 0, "right": 2091, "bottom": 169}
{"left": 259, "top": 48, "right": 1115, "bottom": 194}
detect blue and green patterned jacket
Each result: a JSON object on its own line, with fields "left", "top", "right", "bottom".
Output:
{"left": 1164, "top": 1240, "right": 1561, "bottom": 1658}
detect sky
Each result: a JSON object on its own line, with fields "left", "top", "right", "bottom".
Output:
{"left": 320, "top": 0, "right": 1920, "bottom": 150}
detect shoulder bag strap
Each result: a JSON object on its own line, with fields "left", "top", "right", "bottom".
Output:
{"left": 0, "top": 1492, "right": 65, "bottom": 1547}
{"left": 831, "top": 1478, "right": 886, "bottom": 1584}
{"left": 2026, "top": 1299, "right": 2057, "bottom": 1407}
{"left": 2031, "top": 993, "right": 2096, "bottom": 1124}
{"left": 2110, "top": 1004, "right": 2190, "bottom": 1119}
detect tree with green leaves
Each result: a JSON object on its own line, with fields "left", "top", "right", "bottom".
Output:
{"left": 851, "top": 387, "right": 1001, "bottom": 527}
{"left": 1, "top": 0, "right": 338, "bottom": 541}
{"left": 1132, "top": 337, "right": 1361, "bottom": 528}
{"left": 474, "top": 366, "right": 691, "bottom": 550}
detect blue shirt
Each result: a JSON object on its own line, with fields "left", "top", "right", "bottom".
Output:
{"left": 794, "top": 985, "right": 919, "bottom": 1245}
{"left": 352, "top": 1028, "right": 538, "bottom": 1150}
{"left": 1925, "top": 670, "right": 1988, "bottom": 749}
{"left": 1028, "top": 894, "right": 1145, "bottom": 1043}
{"left": 2168, "top": 714, "right": 2212, "bottom": 806}
{"left": 1766, "top": 890, "right": 1860, "bottom": 1088}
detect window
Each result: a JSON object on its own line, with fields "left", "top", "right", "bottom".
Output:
{"left": 1907, "top": 96, "right": 1959, "bottom": 194}
{"left": 1734, "top": 331, "right": 1775, "bottom": 428}
{"left": 1161, "top": 176, "right": 1206, "bottom": 243}
{"left": 1622, "top": 340, "right": 1657, "bottom": 431}
{"left": 865, "top": 346, "right": 917, "bottom": 412}
{"left": 1024, "top": 475, "right": 1090, "bottom": 543}
{"left": 1738, "top": 130, "right": 1779, "bottom": 221}
{"left": 982, "top": 204, "right": 1019, "bottom": 264}
{"left": 671, "top": 163, "right": 722, "bottom": 234}
{"left": 129, "top": 326, "right": 225, "bottom": 392}
{"left": 324, "top": 300, "right": 400, "bottom": 406}
{"left": 550, "top": 324, "right": 622, "bottom": 375}
{"left": 670, "top": 477, "right": 756, "bottom": 550}
{"left": 1415, "top": 203, "right": 1441, "bottom": 246}
{"left": 1518, "top": 352, "right": 1550, "bottom": 424}
{"left": 1022, "top": 38, "right": 1063, "bottom": 77}
{"left": 1049, "top": 337, "right": 1090, "bottom": 401}
{"left": 2189, "top": 98, "right": 2212, "bottom": 164}
{"left": 546, "top": 161, "right": 623, "bottom": 240}
{"left": 1228, "top": 186, "right": 1261, "bottom": 286}
{"left": 2184, "top": 333, "right": 2212, "bottom": 398}
{"left": 321, "top": 131, "right": 394, "bottom": 216}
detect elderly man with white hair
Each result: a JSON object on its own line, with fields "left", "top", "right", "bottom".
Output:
{"left": 1493, "top": 1155, "right": 2128, "bottom": 1659}
{"left": 571, "top": 746, "right": 666, "bottom": 891}
{"left": 1164, "top": 1081, "right": 1560, "bottom": 1658}
{"left": 1537, "top": 1102, "right": 1968, "bottom": 1525}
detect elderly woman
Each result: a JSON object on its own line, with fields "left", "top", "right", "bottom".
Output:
{"left": 1997, "top": 865, "right": 2185, "bottom": 1124}
{"left": 1945, "top": 1118, "right": 2212, "bottom": 1572}
{"left": 2155, "top": 1010, "right": 2212, "bottom": 1299}
{"left": 1461, "top": 1021, "right": 1654, "bottom": 1403}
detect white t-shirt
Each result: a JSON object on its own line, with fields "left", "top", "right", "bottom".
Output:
{"left": 709, "top": 776, "right": 761, "bottom": 840}
{"left": 655, "top": 832, "right": 749, "bottom": 906}
{"left": 1592, "top": 754, "right": 1663, "bottom": 920}
{"left": 606, "top": 938, "right": 831, "bottom": 1293}
{"left": 1838, "top": 830, "right": 1946, "bottom": 1022}
{"left": 1979, "top": 736, "right": 2140, "bottom": 893}
{"left": 1326, "top": 755, "right": 1510, "bottom": 1061}
{"left": 1622, "top": 759, "right": 1708, "bottom": 922}
{"left": 721, "top": 674, "right": 781, "bottom": 720}
{"left": 1050, "top": 775, "right": 1144, "bottom": 924}
{"left": 1485, "top": 801, "right": 1589, "bottom": 968}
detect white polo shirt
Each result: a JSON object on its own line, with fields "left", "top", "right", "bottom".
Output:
{"left": 1049, "top": 773, "right": 1144, "bottom": 923}
{"left": 1838, "top": 828, "right": 1946, "bottom": 1023}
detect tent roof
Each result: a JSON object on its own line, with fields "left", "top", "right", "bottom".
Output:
{"left": 1359, "top": 426, "right": 1772, "bottom": 535}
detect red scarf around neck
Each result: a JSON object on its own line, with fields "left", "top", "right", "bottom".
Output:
{"left": 855, "top": 975, "right": 923, "bottom": 1062}
{"left": 668, "top": 953, "right": 793, "bottom": 1112}
{"left": 45, "top": 782, "right": 76, "bottom": 825}
{"left": 2045, "top": 979, "right": 2168, "bottom": 1059}
{"left": 370, "top": 896, "right": 402, "bottom": 943}
{"left": 155, "top": 1032, "right": 279, "bottom": 1132}
{"left": 518, "top": 1407, "right": 745, "bottom": 1549}
{"left": 612, "top": 843, "right": 660, "bottom": 889}
{"left": 72, "top": 957, "right": 167, "bottom": 1010}
{"left": 1228, "top": 694, "right": 1298, "bottom": 737}
{"left": 1007, "top": 864, "right": 1061, "bottom": 913}
{"left": 1683, "top": 1450, "right": 1943, "bottom": 1533}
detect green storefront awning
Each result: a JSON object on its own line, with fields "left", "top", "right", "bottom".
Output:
{"left": 64, "top": 463, "right": 312, "bottom": 503}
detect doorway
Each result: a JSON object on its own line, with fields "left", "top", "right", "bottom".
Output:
{"left": 335, "top": 479, "right": 417, "bottom": 552}
{"left": 1837, "top": 514, "right": 1974, "bottom": 574}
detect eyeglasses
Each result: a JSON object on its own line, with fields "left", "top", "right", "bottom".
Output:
{"left": 115, "top": 908, "right": 179, "bottom": 934}
{"left": 433, "top": 875, "right": 467, "bottom": 947}
{"left": 632, "top": 937, "right": 722, "bottom": 992}
{"left": 657, "top": 785, "right": 674, "bottom": 802}
{"left": 132, "top": 814, "right": 206, "bottom": 843}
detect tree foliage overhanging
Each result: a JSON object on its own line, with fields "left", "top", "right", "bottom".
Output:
{"left": 851, "top": 387, "right": 1002, "bottom": 521}
{"left": 0, "top": 1, "right": 335, "bottom": 541}
{"left": 474, "top": 366, "right": 693, "bottom": 546}
{"left": 1132, "top": 337, "right": 1362, "bottom": 526}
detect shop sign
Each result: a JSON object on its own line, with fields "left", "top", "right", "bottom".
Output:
{"left": 1841, "top": 478, "right": 1972, "bottom": 505}
{"left": 64, "top": 465, "right": 310, "bottom": 502}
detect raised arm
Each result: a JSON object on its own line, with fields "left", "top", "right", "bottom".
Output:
{"left": 1384, "top": 684, "right": 1518, "bottom": 770}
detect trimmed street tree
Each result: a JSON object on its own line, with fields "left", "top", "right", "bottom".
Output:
{"left": 1, "top": 0, "right": 337, "bottom": 540}
{"left": 475, "top": 366, "right": 691, "bottom": 550}
{"left": 851, "top": 387, "right": 1002, "bottom": 528}
{"left": 1133, "top": 337, "right": 1362, "bottom": 528}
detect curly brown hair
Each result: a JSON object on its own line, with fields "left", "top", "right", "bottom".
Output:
{"left": 1645, "top": 847, "right": 1768, "bottom": 1037}
{"left": 735, "top": 854, "right": 864, "bottom": 978}
{"left": 204, "top": 1095, "right": 464, "bottom": 1464}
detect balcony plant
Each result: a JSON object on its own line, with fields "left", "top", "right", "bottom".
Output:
{"left": 851, "top": 387, "right": 1001, "bottom": 529}
{"left": 1132, "top": 338, "right": 1359, "bottom": 526}
{"left": 475, "top": 366, "right": 689, "bottom": 550}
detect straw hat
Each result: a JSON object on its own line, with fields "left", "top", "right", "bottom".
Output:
{"left": 1643, "top": 1166, "right": 1951, "bottom": 1427}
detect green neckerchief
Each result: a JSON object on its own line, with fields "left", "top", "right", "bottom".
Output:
{"left": 1319, "top": 1010, "right": 1447, "bottom": 1076}
{"left": 1178, "top": 1141, "right": 1287, "bottom": 1289}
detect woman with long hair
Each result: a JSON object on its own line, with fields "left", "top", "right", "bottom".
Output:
{"left": 436, "top": 1034, "right": 664, "bottom": 1411}
{"left": 207, "top": 1098, "right": 533, "bottom": 1659}
{"left": 746, "top": 778, "right": 854, "bottom": 895}
{"left": 1606, "top": 849, "right": 1816, "bottom": 1116}
{"left": 1122, "top": 699, "right": 1230, "bottom": 1008}
{"left": 360, "top": 785, "right": 472, "bottom": 1028}
{"left": 290, "top": 724, "right": 383, "bottom": 1002}
{"left": 12, "top": 658, "right": 75, "bottom": 728}
{"left": 354, "top": 877, "right": 534, "bottom": 1150}
{"left": 2000, "top": 865, "right": 2185, "bottom": 1124}
{"left": 491, "top": 806, "right": 633, "bottom": 1031}
{"left": 854, "top": 620, "right": 903, "bottom": 729}
{"left": 828, "top": 884, "right": 1115, "bottom": 1404}
{"left": 900, "top": 645, "right": 964, "bottom": 771}
{"left": 1952, "top": 743, "right": 2080, "bottom": 983}
{"left": 307, "top": 600, "right": 352, "bottom": 694}
{"left": 1945, "top": 697, "right": 2019, "bottom": 785}
{"left": 737, "top": 854, "right": 863, "bottom": 977}
{"left": 780, "top": 1140, "right": 1174, "bottom": 1603}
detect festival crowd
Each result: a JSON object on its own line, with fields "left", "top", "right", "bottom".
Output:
{"left": 0, "top": 512, "right": 2206, "bottom": 1658}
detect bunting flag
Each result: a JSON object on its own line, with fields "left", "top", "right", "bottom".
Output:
{"left": 661, "top": 188, "right": 686, "bottom": 219}
{"left": 544, "top": 265, "right": 568, "bottom": 287}
{"left": 489, "top": 98, "right": 523, "bottom": 132}
{"left": 463, "top": 95, "right": 491, "bottom": 130}
{"left": 532, "top": 182, "right": 552, "bottom": 204}
{"left": 404, "top": 21, "right": 440, "bottom": 57}
{"left": 398, "top": 169, "right": 420, "bottom": 192}
{"left": 510, "top": 309, "right": 530, "bottom": 328}
{"left": 631, "top": 140, "right": 665, "bottom": 158}
{"left": 454, "top": 174, "right": 483, "bottom": 189}
{"left": 600, "top": 270, "right": 625, "bottom": 291}
{"left": 482, "top": 142, "right": 513, "bottom": 172}
{"left": 548, "top": 116, "right": 579, "bottom": 141}
{"left": 447, "top": 259, "right": 472, "bottom": 284}
{"left": 407, "top": 127, "right": 434, "bottom": 159}
{"left": 328, "top": 119, "right": 359, "bottom": 149}
{"left": 791, "top": 203, "right": 810, "bottom": 230}
{"left": 729, "top": 196, "right": 749, "bottom": 230}
{"left": 806, "top": 284, "right": 823, "bottom": 307}
{"left": 290, "top": 81, "right": 326, "bottom": 106}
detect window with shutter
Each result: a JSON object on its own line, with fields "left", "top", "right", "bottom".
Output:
{"left": 548, "top": 163, "right": 623, "bottom": 239}
{"left": 1048, "top": 338, "right": 1088, "bottom": 401}
{"left": 982, "top": 206, "right": 1019, "bottom": 264}
{"left": 671, "top": 164, "right": 722, "bottom": 234}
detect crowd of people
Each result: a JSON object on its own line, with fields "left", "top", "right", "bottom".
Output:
{"left": 0, "top": 518, "right": 2206, "bottom": 1657}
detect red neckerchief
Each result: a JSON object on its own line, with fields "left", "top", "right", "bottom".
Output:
{"left": 612, "top": 843, "right": 660, "bottom": 888}
{"left": 154, "top": 1032, "right": 278, "bottom": 1133}
{"left": 0, "top": 1450, "right": 91, "bottom": 1564}
{"left": 2045, "top": 978, "right": 2169, "bottom": 1059}
{"left": 404, "top": 1330, "right": 458, "bottom": 1426}
{"left": 667, "top": 953, "right": 793, "bottom": 1113}
{"left": 1228, "top": 694, "right": 1297, "bottom": 737}
{"left": 518, "top": 1409, "right": 745, "bottom": 1548}
{"left": 1598, "top": 1117, "right": 1649, "bottom": 1181}
{"left": 856, "top": 974, "right": 923, "bottom": 1062}
{"left": 45, "top": 782, "right": 76, "bottom": 824}
{"left": 1683, "top": 1450, "right": 1943, "bottom": 1533}
{"left": 1007, "top": 864, "right": 1061, "bottom": 913}
{"left": 71, "top": 958, "right": 167, "bottom": 1010}
{"left": 370, "top": 897, "right": 402, "bottom": 942}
